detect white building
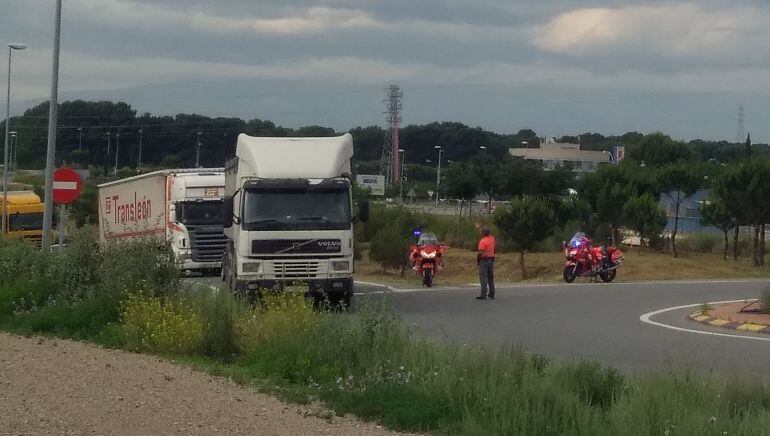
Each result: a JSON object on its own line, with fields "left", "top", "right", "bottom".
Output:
{"left": 509, "top": 139, "right": 612, "bottom": 173}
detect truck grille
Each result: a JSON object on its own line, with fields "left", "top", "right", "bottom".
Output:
{"left": 188, "top": 225, "right": 227, "bottom": 263}
{"left": 252, "top": 239, "right": 342, "bottom": 254}
{"left": 23, "top": 235, "right": 42, "bottom": 248}
{"left": 272, "top": 260, "right": 323, "bottom": 279}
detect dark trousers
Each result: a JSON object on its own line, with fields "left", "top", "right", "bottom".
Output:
{"left": 479, "top": 259, "right": 495, "bottom": 297}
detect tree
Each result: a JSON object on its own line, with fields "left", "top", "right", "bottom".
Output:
{"left": 494, "top": 196, "right": 557, "bottom": 279}
{"left": 580, "top": 163, "right": 657, "bottom": 245}
{"left": 658, "top": 163, "right": 703, "bottom": 258}
{"left": 443, "top": 162, "right": 479, "bottom": 217}
{"left": 622, "top": 194, "right": 666, "bottom": 248}
{"left": 628, "top": 133, "right": 693, "bottom": 166}
{"left": 700, "top": 198, "right": 736, "bottom": 260}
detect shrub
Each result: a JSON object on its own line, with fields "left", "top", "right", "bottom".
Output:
{"left": 98, "top": 237, "right": 179, "bottom": 297}
{"left": 186, "top": 287, "right": 249, "bottom": 359}
{"left": 121, "top": 294, "right": 204, "bottom": 354}
{"left": 236, "top": 293, "right": 319, "bottom": 352}
{"left": 677, "top": 232, "right": 722, "bottom": 254}
{"left": 369, "top": 221, "right": 411, "bottom": 272}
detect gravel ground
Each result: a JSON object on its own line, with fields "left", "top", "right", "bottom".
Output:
{"left": 0, "top": 333, "right": 411, "bottom": 435}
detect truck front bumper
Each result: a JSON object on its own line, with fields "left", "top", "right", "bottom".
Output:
{"left": 234, "top": 277, "right": 353, "bottom": 299}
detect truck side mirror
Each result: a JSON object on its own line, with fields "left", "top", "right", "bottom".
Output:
{"left": 223, "top": 196, "right": 234, "bottom": 228}
{"left": 358, "top": 200, "right": 369, "bottom": 223}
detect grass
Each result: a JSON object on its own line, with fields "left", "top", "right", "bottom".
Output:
{"left": 355, "top": 245, "right": 770, "bottom": 287}
{"left": 3, "top": 235, "right": 770, "bottom": 434}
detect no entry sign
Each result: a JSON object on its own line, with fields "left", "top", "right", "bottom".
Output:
{"left": 52, "top": 168, "right": 84, "bottom": 204}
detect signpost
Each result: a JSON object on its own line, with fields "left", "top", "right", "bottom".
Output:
{"left": 52, "top": 168, "right": 83, "bottom": 249}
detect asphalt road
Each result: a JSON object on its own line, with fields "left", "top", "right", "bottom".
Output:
{"left": 188, "top": 276, "right": 770, "bottom": 374}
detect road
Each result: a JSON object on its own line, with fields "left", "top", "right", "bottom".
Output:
{"left": 189, "top": 276, "right": 770, "bottom": 374}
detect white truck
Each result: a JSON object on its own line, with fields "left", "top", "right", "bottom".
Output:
{"left": 98, "top": 169, "right": 227, "bottom": 273}
{"left": 222, "top": 133, "right": 367, "bottom": 306}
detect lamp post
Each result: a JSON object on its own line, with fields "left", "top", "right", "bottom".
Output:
{"left": 105, "top": 131, "right": 111, "bottom": 171}
{"left": 3, "top": 42, "right": 27, "bottom": 234}
{"left": 434, "top": 145, "right": 442, "bottom": 207}
{"left": 398, "top": 148, "right": 405, "bottom": 204}
{"left": 195, "top": 131, "right": 202, "bottom": 168}
{"left": 137, "top": 129, "right": 143, "bottom": 169}
{"left": 479, "top": 145, "right": 487, "bottom": 153}
{"left": 114, "top": 132, "right": 120, "bottom": 177}
{"left": 77, "top": 127, "right": 83, "bottom": 151}
{"left": 9, "top": 131, "right": 16, "bottom": 172}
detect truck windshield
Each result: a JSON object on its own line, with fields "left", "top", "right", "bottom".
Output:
{"left": 243, "top": 188, "right": 351, "bottom": 231}
{"left": 176, "top": 200, "right": 223, "bottom": 226}
{"left": 9, "top": 212, "right": 43, "bottom": 231}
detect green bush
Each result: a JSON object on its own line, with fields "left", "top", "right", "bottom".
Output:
{"left": 369, "top": 221, "right": 412, "bottom": 272}
{"left": 121, "top": 294, "right": 204, "bottom": 354}
{"left": 187, "top": 287, "right": 249, "bottom": 359}
{"left": 677, "top": 232, "right": 722, "bottom": 254}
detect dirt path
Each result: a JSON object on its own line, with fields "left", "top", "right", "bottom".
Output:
{"left": 0, "top": 333, "right": 408, "bottom": 435}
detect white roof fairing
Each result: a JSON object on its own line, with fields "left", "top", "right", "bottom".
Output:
{"left": 236, "top": 134, "right": 353, "bottom": 179}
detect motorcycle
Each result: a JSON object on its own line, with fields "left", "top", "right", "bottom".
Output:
{"left": 408, "top": 232, "right": 446, "bottom": 287}
{"left": 562, "top": 232, "right": 624, "bottom": 283}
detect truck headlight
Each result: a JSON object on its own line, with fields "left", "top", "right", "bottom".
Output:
{"left": 331, "top": 260, "right": 350, "bottom": 271}
{"left": 242, "top": 262, "right": 261, "bottom": 273}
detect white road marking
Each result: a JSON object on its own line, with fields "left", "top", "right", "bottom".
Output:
{"left": 639, "top": 300, "right": 770, "bottom": 342}
{"left": 53, "top": 181, "right": 78, "bottom": 190}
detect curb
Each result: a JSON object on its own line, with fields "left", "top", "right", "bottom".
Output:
{"left": 688, "top": 311, "right": 770, "bottom": 334}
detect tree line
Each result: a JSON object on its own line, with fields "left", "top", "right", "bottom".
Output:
{"left": 463, "top": 133, "right": 770, "bottom": 277}
{"left": 4, "top": 100, "right": 763, "bottom": 174}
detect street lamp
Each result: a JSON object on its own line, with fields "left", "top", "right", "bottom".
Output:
{"left": 9, "top": 131, "right": 16, "bottom": 171}
{"left": 105, "top": 132, "right": 111, "bottom": 173}
{"left": 3, "top": 42, "right": 27, "bottom": 234}
{"left": 398, "top": 148, "right": 405, "bottom": 203}
{"left": 434, "top": 145, "right": 442, "bottom": 206}
{"left": 195, "top": 131, "right": 202, "bottom": 168}
{"left": 479, "top": 145, "right": 487, "bottom": 153}
{"left": 77, "top": 127, "right": 83, "bottom": 151}
{"left": 114, "top": 132, "right": 120, "bottom": 177}
{"left": 138, "top": 129, "right": 143, "bottom": 169}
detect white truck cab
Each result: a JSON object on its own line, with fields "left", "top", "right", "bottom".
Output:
{"left": 222, "top": 134, "right": 366, "bottom": 306}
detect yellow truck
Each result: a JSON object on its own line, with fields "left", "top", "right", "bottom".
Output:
{"left": 0, "top": 191, "right": 44, "bottom": 246}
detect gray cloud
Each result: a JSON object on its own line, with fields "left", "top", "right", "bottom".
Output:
{"left": 2, "top": 0, "right": 769, "bottom": 142}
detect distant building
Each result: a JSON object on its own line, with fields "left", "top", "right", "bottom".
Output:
{"left": 508, "top": 138, "right": 612, "bottom": 173}
{"left": 659, "top": 189, "right": 718, "bottom": 234}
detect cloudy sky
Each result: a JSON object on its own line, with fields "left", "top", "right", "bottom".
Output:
{"left": 2, "top": 0, "right": 770, "bottom": 142}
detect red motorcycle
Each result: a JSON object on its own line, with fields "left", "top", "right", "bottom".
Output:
{"left": 562, "top": 232, "right": 624, "bottom": 283}
{"left": 408, "top": 232, "right": 446, "bottom": 287}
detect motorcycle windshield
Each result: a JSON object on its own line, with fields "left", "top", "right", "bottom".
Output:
{"left": 418, "top": 233, "right": 439, "bottom": 246}
{"left": 569, "top": 233, "right": 588, "bottom": 249}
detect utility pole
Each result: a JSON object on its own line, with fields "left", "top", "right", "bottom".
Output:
{"left": 41, "top": 0, "right": 62, "bottom": 250}
{"left": 105, "top": 131, "right": 111, "bottom": 172}
{"left": 77, "top": 127, "right": 83, "bottom": 150}
{"left": 379, "top": 85, "right": 402, "bottom": 186}
{"left": 737, "top": 103, "right": 745, "bottom": 144}
{"left": 195, "top": 131, "right": 202, "bottom": 168}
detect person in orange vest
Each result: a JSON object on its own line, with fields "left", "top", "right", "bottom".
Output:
{"left": 476, "top": 226, "right": 496, "bottom": 300}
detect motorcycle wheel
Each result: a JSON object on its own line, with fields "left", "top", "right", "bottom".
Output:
{"left": 423, "top": 269, "right": 433, "bottom": 287}
{"left": 599, "top": 269, "right": 617, "bottom": 283}
{"left": 563, "top": 266, "right": 577, "bottom": 283}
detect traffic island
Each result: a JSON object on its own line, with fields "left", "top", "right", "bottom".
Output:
{"left": 689, "top": 300, "right": 770, "bottom": 334}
